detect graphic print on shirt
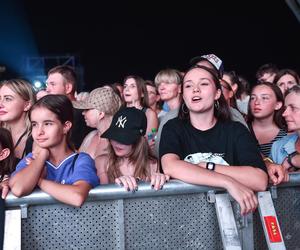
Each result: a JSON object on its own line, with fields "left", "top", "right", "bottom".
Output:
{"left": 184, "top": 152, "right": 229, "bottom": 165}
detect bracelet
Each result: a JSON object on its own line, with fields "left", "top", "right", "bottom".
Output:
{"left": 263, "top": 157, "right": 273, "bottom": 164}
{"left": 287, "top": 151, "right": 298, "bottom": 168}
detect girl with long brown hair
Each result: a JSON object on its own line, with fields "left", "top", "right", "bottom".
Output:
{"left": 96, "top": 107, "right": 169, "bottom": 191}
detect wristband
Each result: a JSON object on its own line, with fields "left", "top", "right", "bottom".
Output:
{"left": 287, "top": 151, "right": 298, "bottom": 168}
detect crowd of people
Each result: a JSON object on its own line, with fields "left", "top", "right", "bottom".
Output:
{"left": 0, "top": 54, "right": 300, "bottom": 216}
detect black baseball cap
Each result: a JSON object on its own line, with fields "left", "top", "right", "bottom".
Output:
{"left": 101, "top": 107, "right": 147, "bottom": 145}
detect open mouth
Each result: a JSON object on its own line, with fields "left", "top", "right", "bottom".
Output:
{"left": 192, "top": 96, "right": 202, "bottom": 102}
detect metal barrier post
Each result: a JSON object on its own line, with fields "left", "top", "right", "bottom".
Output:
{"left": 4, "top": 208, "right": 21, "bottom": 250}
{"left": 214, "top": 193, "right": 242, "bottom": 250}
{"left": 238, "top": 213, "right": 254, "bottom": 250}
{"left": 257, "top": 191, "right": 286, "bottom": 250}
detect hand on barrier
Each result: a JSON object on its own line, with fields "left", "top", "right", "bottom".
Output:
{"left": 150, "top": 173, "right": 170, "bottom": 190}
{"left": 115, "top": 176, "right": 138, "bottom": 192}
{"left": 226, "top": 180, "right": 258, "bottom": 215}
{"left": 267, "top": 163, "right": 288, "bottom": 185}
{"left": 0, "top": 179, "right": 9, "bottom": 199}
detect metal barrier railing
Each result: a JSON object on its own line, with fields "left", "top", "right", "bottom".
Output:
{"left": 3, "top": 173, "right": 300, "bottom": 250}
{"left": 5, "top": 173, "right": 300, "bottom": 208}
{"left": 5, "top": 180, "right": 223, "bottom": 207}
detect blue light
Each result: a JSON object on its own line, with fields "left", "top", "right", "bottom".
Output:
{"left": 33, "top": 80, "right": 42, "bottom": 88}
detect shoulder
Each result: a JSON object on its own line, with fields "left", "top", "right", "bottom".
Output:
{"left": 86, "top": 130, "right": 98, "bottom": 138}
{"left": 164, "top": 117, "right": 183, "bottom": 128}
{"left": 162, "top": 118, "right": 187, "bottom": 138}
{"left": 80, "top": 130, "right": 97, "bottom": 147}
{"left": 273, "top": 133, "right": 298, "bottom": 149}
{"left": 146, "top": 108, "right": 157, "bottom": 118}
{"left": 76, "top": 152, "right": 94, "bottom": 164}
{"left": 95, "top": 155, "right": 109, "bottom": 171}
{"left": 95, "top": 154, "right": 109, "bottom": 165}
{"left": 216, "top": 120, "right": 251, "bottom": 140}
{"left": 222, "top": 120, "right": 248, "bottom": 132}
{"left": 13, "top": 153, "right": 34, "bottom": 174}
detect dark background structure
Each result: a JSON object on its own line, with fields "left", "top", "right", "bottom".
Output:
{"left": 1, "top": 0, "right": 299, "bottom": 90}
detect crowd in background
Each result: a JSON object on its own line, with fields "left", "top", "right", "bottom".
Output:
{"left": 0, "top": 54, "right": 300, "bottom": 215}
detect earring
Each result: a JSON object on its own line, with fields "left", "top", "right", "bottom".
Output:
{"left": 181, "top": 103, "right": 189, "bottom": 114}
{"left": 214, "top": 100, "right": 220, "bottom": 110}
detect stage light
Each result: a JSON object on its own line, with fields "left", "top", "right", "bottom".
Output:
{"left": 33, "top": 80, "right": 42, "bottom": 88}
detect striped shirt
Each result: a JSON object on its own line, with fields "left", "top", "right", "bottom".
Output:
{"left": 248, "top": 124, "right": 287, "bottom": 157}
{"left": 259, "top": 128, "right": 287, "bottom": 157}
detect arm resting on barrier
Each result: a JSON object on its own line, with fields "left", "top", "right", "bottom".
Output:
{"left": 9, "top": 149, "right": 48, "bottom": 197}
{"left": 162, "top": 153, "right": 260, "bottom": 215}
{"left": 197, "top": 162, "right": 268, "bottom": 192}
{"left": 38, "top": 179, "right": 92, "bottom": 207}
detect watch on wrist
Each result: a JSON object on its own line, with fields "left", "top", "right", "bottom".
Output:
{"left": 206, "top": 162, "right": 216, "bottom": 171}
{"left": 287, "top": 151, "right": 298, "bottom": 169}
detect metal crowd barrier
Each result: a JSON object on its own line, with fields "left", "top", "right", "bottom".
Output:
{"left": 3, "top": 173, "right": 300, "bottom": 250}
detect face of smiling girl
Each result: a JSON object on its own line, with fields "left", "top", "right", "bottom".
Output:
{"left": 0, "top": 85, "right": 30, "bottom": 123}
{"left": 31, "top": 107, "right": 70, "bottom": 149}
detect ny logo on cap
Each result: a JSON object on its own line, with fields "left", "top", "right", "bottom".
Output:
{"left": 116, "top": 116, "right": 127, "bottom": 128}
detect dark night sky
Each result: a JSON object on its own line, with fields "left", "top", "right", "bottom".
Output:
{"left": 1, "top": 1, "right": 300, "bottom": 90}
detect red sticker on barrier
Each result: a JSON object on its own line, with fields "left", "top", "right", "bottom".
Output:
{"left": 263, "top": 216, "right": 282, "bottom": 242}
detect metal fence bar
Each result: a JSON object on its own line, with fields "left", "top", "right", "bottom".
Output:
{"left": 4, "top": 209, "right": 21, "bottom": 250}
{"left": 215, "top": 193, "right": 242, "bottom": 250}
{"left": 258, "top": 191, "right": 286, "bottom": 250}
{"left": 5, "top": 174, "right": 300, "bottom": 208}
{"left": 239, "top": 213, "right": 254, "bottom": 250}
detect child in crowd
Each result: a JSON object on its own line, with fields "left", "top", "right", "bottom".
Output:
{"left": 73, "top": 87, "right": 121, "bottom": 159}
{"left": 268, "top": 85, "right": 300, "bottom": 185}
{"left": 0, "top": 79, "right": 36, "bottom": 161}
{"left": 160, "top": 65, "right": 268, "bottom": 215}
{"left": 248, "top": 82, "right": 287, "bottom": 157}
{"left": 95, "top": 107, "right": 169, "bottom": 191}
{"left": 123, "top": 75, "right": 158, "bottom": 137}
{"left": 9, "top": 95, "right": 99, "bottom": 207}
{"left": 0, "top": 128, "right": 15, "bottom": 199}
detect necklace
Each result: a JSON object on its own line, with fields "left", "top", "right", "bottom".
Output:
{"left": 14, "top": 130, "right": 28, "bottom": 149}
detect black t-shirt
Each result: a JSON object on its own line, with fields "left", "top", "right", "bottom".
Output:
{"left": 159, "top": 118, "right": 266, "bottom": 172}
{"left": 72, "top": 108, "right": 92, "bottom": 150}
